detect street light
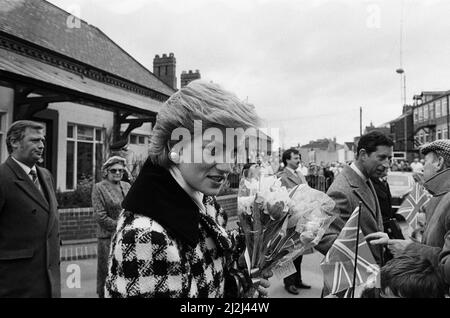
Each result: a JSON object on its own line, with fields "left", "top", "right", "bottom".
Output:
{"left": 396, "top": 68, "right": 407, "bottom": 157}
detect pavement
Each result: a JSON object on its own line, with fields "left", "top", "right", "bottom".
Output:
{"left": 60, "top": 251, "right": 324, "bottom": 298}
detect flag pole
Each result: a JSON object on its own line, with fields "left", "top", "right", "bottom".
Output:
{"left": 351, "top": 201, "right": 363, "bottom": 298}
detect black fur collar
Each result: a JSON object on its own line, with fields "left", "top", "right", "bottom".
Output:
{"left": 122, "top": 160, "right": 202, "bottom": 248}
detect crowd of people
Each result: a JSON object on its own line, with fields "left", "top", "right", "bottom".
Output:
{"left": 0, "top": 80, "right": 449, "bottom": 298}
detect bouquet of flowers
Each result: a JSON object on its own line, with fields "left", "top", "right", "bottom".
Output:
{"left": 237, "top": 175, "right": 336, "bottom": 278}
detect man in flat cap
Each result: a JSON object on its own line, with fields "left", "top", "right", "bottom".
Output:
{"left": 368, "top": 139, "right": 450, "bottom": 285}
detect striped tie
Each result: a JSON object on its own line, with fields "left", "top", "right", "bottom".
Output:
{"left": 29, "top": 169, "right": 42, "bottom": 193}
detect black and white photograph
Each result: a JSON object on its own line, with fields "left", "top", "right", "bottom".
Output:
{"left": 0, "top": 0, "right": 449, "bottom": 304}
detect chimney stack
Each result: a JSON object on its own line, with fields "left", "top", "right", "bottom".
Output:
{"left": 180, "top": 69, "right": 201, "bottom": 88}
{"left": 153, "top": 53, "right": 177, "bottom": 90}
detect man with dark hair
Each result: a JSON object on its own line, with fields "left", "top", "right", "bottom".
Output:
{"left": 277, "top": 148, "right": 310, "bottom": 294}
{"left": 360, "top": 252, "right": 447, "bottom": 298}
{"left": 279, "top": 148, "right": 307, "bottom": 187}
{"left": 316, "top": 131, "right": 394, "bottom": 266}
{"left": 368, "top": 139, "right": 450, "bottom": 285}
{"left": 0, "top": 120, "right": 60, "bottom": 297}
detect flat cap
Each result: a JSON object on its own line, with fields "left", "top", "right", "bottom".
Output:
{"left": 420, "top": 139, "right": 450, "bottom": 161}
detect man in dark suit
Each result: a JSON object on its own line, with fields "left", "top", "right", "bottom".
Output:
{"left": 316, "top": 131, "right": 394, "bottom": 267}
{"left": 0, "top": 120, "right": 60, "bottom": 297}
{"left": 277, "top": 148, "right": 310, "bottom": 295}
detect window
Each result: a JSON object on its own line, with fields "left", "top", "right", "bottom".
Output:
{"left": 423, "top": 105, "right": 429, "bottom": 120}
{"left": 418, "top": 107, "right": 423, "bottom": 122}
{"left": 443, "top": 98, "right": 448, "bottom": 116}
{"left": 429, "top": 103, "right": 435, "bottom": 120}
{"left": 413, "top": 108, "right": 418, "bottom": 123}
{"left": 437, "top": 130, "right": 442, "bottom": 140}
{"left": 436, "top": 99, "right": 442, "bottom": 118}
{"left": 129, "top": 134, "right": 147, "bottom": 145}
{"left": 66, "top": 124, "right": 104, "bottom": 190}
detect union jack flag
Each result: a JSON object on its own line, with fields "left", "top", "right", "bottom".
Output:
{"left": 396, "top": 183, "right": 432, "bottom": 230}
{"left": 320, "top": 207, "right": 379, "bottom": 297}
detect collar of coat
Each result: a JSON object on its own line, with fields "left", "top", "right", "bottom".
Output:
{"left": 122, "top": 160, "right": 229, "bottom": 250}
{"left": 424, "top": 168, "right": 450, "bottom": 196}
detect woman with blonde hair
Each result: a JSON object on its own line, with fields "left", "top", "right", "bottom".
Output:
{"left": 105, "top": 80, "right": 271, "bottom": 298}
{"left": 92, "top": 156, "right": 131, "bottom": 297}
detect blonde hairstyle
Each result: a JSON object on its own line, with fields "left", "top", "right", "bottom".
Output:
{"left": 148, "top": 80, "right": 260, "bottom": 167}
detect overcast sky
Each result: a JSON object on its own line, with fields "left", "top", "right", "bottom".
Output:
{"left": 48, "top": 0, "right": 450, "bottom": 148}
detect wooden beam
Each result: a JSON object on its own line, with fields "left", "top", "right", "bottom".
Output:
{"left": 15, "top": 95, "right": 75, "bottom": 106}
{"left": 14, "top": 102, "right": 49, "bottom": 121}
{"left": 120, "top": 117, "right": 156, "bottom": 124}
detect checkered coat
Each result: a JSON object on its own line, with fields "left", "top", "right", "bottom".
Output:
{"left": 104, "top": 162, "right": 233, "bottom": 298}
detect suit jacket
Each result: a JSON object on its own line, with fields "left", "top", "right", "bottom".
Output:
{"left": 0, "top": 156, "right": 60, "bottom": 297}
{"left": 277, "top": 168, "right": 306, "bottom": 190}
{"left": 315, "top": 165, "right": 384, "bottom": 265}
{"left": 370, "top": 177, "right": 394, "bottom": 220}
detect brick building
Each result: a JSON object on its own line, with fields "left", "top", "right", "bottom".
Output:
{"left": 412, "top": 91, "right": 450, "bottom": 149}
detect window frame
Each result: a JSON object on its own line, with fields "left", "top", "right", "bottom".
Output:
{"left": 436, "top": 99, "right": 442, "bottom": 118}
{"left": 66, "top": 123, "right": 104, "bottom": 190}
{"left": 443, "top": 98, "right": 448, "bottom": 116}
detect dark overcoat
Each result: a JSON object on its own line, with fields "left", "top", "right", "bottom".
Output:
{"left": 0, "top": 157, "right": 60, "bottom": 297}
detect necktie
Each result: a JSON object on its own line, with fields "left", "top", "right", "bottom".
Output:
{"left": 29, "top": 170, "right": 43, "bottom": 194}
{"left": 367, "top": 179, "right": 383, "bottom": 228}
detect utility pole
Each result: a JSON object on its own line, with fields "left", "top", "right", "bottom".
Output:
{"left": 360, "top": 107, "right": 362, "bottom": 137}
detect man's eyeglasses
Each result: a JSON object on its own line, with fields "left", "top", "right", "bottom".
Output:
{"left": 109, "top": 168, "right": 124, "bottom": 174}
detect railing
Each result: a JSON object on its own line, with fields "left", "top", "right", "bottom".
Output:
{"left": 229, "top": 172, "right": 333, "bottom": 193}
{"left": 305, "top": 175, "right": 333, "bottom": 192}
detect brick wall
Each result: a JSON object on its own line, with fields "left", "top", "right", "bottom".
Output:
{"left": 217, "top": 194, "right": 237, "bottom": 217}
{"left": 59, "top": 194, "right": 238, "bottom": 242}
{"left": 59, "top": 208, "right": 97, "bottom": 242}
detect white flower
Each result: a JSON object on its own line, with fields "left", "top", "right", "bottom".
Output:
{"left": 244, "top": 179, "right": 259, "bottom": 194}
{"left": 238, "top": 195, "right": 255, "bottom": 215}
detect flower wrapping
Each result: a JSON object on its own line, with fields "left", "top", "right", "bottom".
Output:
{"left": 237, "top": 177, "right": 336, "bottom": 278}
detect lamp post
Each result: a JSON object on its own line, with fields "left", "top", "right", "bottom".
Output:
{"left": 396, "top": 68, "right": 407, "bottom": 158}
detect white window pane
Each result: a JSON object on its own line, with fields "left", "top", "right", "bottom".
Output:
{"left": 77, "top": 126, "right": 94, "bottom": 141}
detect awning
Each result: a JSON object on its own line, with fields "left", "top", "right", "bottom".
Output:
{"left": 0, "top": 49, "right": 163, "bottom": 115}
